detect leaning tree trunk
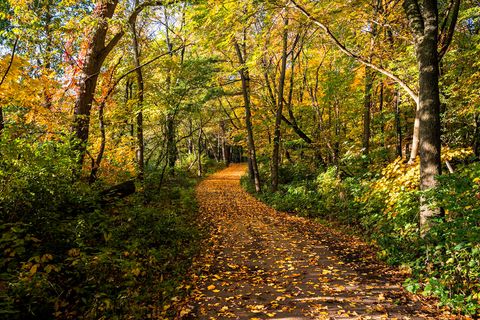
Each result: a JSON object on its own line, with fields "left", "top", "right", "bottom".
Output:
{"left": 408, "top": 109, "right": 421, "bottom": 163}
{"left": 72, "top": 0, "right": 119, "bottom": 165}
{"left": 404, "top": 0, "right": 442, "bottom": 236}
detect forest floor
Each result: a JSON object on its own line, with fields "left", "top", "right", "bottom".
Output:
{"left": 182, "top": 164, "right": 461, "bottom": 319}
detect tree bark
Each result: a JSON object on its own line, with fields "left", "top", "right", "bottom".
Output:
{"left": 72, "top": 0, "right": 119, "bottom": 164}
{"left": 130, "top": 11, "right": 145, "bottom": 181}
{"left": 197, "top": 124, "right": 203, "bottom": 177}
{"left": 166, "top": 113, "right": 177, "bottom": 172}
{"left": 163, "top": 9, "right": 177, "bottom": 175}
{"left": 220, "top": 120, "right": 230, "bottom": 166}
{"left": 234, "top": 39, "right": 261, "bottom": 192}
{"left": 271, "top": 16, "right": 289, "bottom": 192}
{"left": 89, "top": 99, "right": 106, "bottom": 184}
{"left": 404, "top": 0, "right": 443, "bottom": 235}
{"left": 408, "top": 109, "right": 421, "bottom": 163}
{"left": 394, "top": 89, "right": 403, "bottom": 157}
{"left": 363, "top": 67, "right": 373, "bottom": 156}
{"left": 379, "top": 82, "right": 385, "bottom": 148}
{"left": 474, "top": 113, "right": 480, "bottom": 159}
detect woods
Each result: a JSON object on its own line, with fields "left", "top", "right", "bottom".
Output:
{"left": 1, "top": 0, "right": 480, "bottom": 318}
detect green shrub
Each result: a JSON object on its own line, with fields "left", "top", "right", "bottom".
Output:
{"left": 243, "top": 157, "right": 480, "bottom": 315}
{"left": 405, "top": 162, "right": 480, "bottom": 315}
{"left": 0, "top": 134, "right": 203, "bottom": 319}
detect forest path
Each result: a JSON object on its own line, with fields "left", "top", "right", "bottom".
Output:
{"left": 187, "top": 164, "right": 453, "bottom": 319}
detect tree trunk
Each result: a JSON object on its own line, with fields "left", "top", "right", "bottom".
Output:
{"left": 220, "top": 120, "right": 230, "bottom": 166}
{"left": 197, "top": 126, "right": 203, "bottom": 177}
{"left": 363, "top": 67, "right": 373, "bottom": 156}
{"left": 163, "top": 10, "right": 177, "bottom": 175}
{"left": 0, "top": 106, "right": 4, "bottom": 134}
{"left": 166, "top": 113, "right": 177, "bottom": 173}
{"left": 129, "top": 81, "right": 135, "bottom": 136}
{"left": 72, "top": 0, "right": 119, "bottom": 165}
{"left": 408, "top": 109, "right": 420, "bottom": 163}
{"left": 271, "top": 16, "right": 289, "bottom": 192}
{"left": 333, "top": 100, "right": 341, "bottom": 165}
{"left": 234, "top": 39, "right": 261, "bottom": 192}
{"left": 394, "top": 89, "right": 403, "bottom": 158}
{"left": 474, "top": 113, "right": 480, "bottom": 159}
{"left": 89, "top": 99, "right": 107, "bottom": 184}
{"left": 130, "top": 14, "right": 145, "bottom": 181}
{"left": 379, "top": 82, "right": 385, "bottom": 148}
{"left": 404, "top": 0, "right": 442, "bottom": 236}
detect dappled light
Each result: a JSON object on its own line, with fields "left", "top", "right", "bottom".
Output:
{"left": 1, "top": 0, "right": 479, "bottom": 318}
{"left": 179, "top": 165, "right": 457, "bottom": 319}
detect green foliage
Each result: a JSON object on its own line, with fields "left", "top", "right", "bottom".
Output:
{"left": 0, "top": 134, "right": 96, "bottom": 224}
{"left": 244, "top": 160, "right": 480, "bottom": 315}
{"left": 0, "top": 135, "right": 203, "bottom": 319}
{"left": 406, "top": 162, "right": 480, "bottom": 314}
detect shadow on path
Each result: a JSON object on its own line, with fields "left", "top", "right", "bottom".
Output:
{"left": 184, "top": 164, "right": 457, "bottom": 320}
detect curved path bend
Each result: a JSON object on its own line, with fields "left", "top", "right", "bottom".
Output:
{"left": 186, "top": 164, "right": 456, "bottom": 320}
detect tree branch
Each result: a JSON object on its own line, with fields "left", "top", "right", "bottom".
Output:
{"left": 0, "top": 37, "right": 19, "bottom": 88}
{"left": 289, "top": 0, "right": 419, "bottom": 105}
{"left": 438, "top": 0, "right": 460, "bottom": 60}
{"left": 115, "top": 45, "right": 188, "bottom": 89}
{"left": 100, "top": 0, "right": 176, "bottom": 62}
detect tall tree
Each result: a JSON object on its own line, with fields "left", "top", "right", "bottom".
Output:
{"left": 72, "top": 0, "right": 169, "bottom": 167}
{"left": 271, "top": 14, "right": 289, "bottom": 191}
{"left": 72, "top": 0, "right": 119, "bottom": 163}
{"left": 234, "top": 38, "right": 261, "bottom": 192}
{"left": 130, "top": 1, "right": 145, "bottom": 181}
{"left": 404, "top": 0, "right": 443, "bottom": 234}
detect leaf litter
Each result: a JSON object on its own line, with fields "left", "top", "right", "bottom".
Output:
{"left": 175, "top": 164, "right": 468, "bottom": 320}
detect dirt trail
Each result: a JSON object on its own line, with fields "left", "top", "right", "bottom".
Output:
{"left": 187, "top": 164, "right": 455, "bottom": 319}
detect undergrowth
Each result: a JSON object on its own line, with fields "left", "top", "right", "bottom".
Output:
{"left": 0, "top": 136, "right": 217, "bottom": 319}
{"left": 242, "top": 151, "right": 480, "bottom": 316}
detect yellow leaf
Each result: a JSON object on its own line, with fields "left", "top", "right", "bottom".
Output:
{"left": 132, "top": 268, "right": 141, "bottom": 276}
{"left": 179, "top": 307, "right": 192, "bottom": 317}
{"left": 30, "top": 264, "right": 39, "bottom": 275}
{"left": 207, "top": 285, "right": 216, "bottom": 290}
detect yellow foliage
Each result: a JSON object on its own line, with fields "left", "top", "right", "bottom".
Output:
{"left": 362, "top": 148, "right": 473, "bottom": 214}
{"left": 0, "top": 56, "right": 69, "bottom": 137}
